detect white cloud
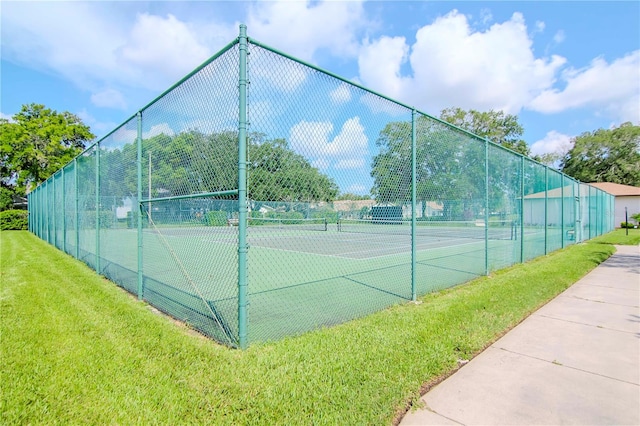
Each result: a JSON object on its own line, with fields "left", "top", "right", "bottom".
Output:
{"left": 324, "top": 117, "right": 368, "bottom": 157}
{"left": 246, "top": 0, "right": 368, "bottom": 63}
{"left": 358, "top": 36, "right": 410, "bottom": 99}
{"left": 116, "top": 13, "right": 212, "bottom": 90}
{"left": 530, "top": 130, "right": 573, "bottom": 157}
{"left": 553, "top": 30, "right": 565, "bottom": 44}
{"left": 535, "top": 21, "right": 546, "bottom": 33}
{"left": 529, "top": 51, "right": 640, "bottom": 123}
{"left": 357, "top": 10, "right": 566, "bottom": 115}
{"left": 91, "top": 88, "right": 127, "bottom": 110}
{"left": 330, "top": 84, "right": 352, "bottom": 104}
{"left": 480, "top": 9, "right": 493, "bottom": 25}
{"left": 290, "top": 121, "right": 333, "bottom": 157}
{"left": 289, "top": 117, "right": 368, "bottom": 170}
{"left": 144, "top": 123, "right": 175, "bottom": 139}
{"left": 0, "top": 2, "right": 235, "bottom": 95}
{"left": 0, "top": 112, "right": 14, "bottom": 122}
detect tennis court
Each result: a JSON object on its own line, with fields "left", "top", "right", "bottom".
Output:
{"left": 81, "top": 218, "right": 535, "bottom": 343}
{"left": 28, "top": 25, "right": 615, "bottom": 347}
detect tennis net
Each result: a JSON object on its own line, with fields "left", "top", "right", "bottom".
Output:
{"left": 337, "top": 219, "right": 516, "bottom": 240}
{"left": 247, "top": 217, "right": 328, "bottom": 232}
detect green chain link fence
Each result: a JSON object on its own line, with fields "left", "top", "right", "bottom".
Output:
{"left": 28, "top": 25, "right": 615, "bottom": 348}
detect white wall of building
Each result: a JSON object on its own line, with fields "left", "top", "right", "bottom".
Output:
{"left": 615, "top": 196, "right": 640, "bottom": 226}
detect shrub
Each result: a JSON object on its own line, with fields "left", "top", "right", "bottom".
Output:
{"left": 205, "top": 211, "right": 228, "bottom": 226}
{"left": 0, "top": 209, "right": 28, "bottom": 230}
{"left": 620, "top": 222, "right": 636, "bottom": 229}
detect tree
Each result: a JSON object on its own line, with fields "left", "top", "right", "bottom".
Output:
{"left": 335, "top": 193, "right": 371, "bottom": 200}
{"left": 248, "top": 138, "right": 338, "bottom": 203}
{"left": 561, "top": 122, "right": 640, "bottom": 186}
{"left": 105, "top": 130, "right": 338, "bottom": 207}
{"left": 439, "top": 107, "right": 530, "bottom": 156}
{"left": 371, "top": 117, "right": 487, "bottom": 219}
{"left": 0, "top": 104, "right": 94, "bottom": 206}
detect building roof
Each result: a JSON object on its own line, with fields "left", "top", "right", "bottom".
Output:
{"left": 588, "top": 182, "right": 640, "bottom": 197}
{"left": 524, "top": 185, "right": 576, "bottom": 199}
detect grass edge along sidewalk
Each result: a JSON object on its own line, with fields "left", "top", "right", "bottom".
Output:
{"left": 2, "top": 230, "right": 635, "bottom": 425}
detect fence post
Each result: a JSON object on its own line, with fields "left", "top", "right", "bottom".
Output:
{"left": 45, "top": 180, "right": 49, "bottom": 243}
{"left": 74, "top": 158, "right": 79, "bottom": 259}
{"left": 237, "top": 24, "right": 249, "bottom": 349}
{"left": 484, "top": 139, "right": 489, "bottom": 275}
{"left": 62, "top": 168, "right": 66, "bottom": 253}
{"left": 544, "top": 166, "right": 548, "bottom": 255}
{"left": 411, "top": 109, "right": 417, "bottom": 301}
{"left": 95, "top": 144, "right": 101, "bottom": 273}
{"left": 137, "top": 111, "right": 144, "bottom": 300}
{"left": 520, "top": 155, "right": 524, "bottom": 263}
{"left": 561, "top": 174, "right": 565, "bottom": 248}
{"left": 53, "top": 174, "right": 57, "bottom": 247}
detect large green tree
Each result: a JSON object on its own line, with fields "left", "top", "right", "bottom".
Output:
{"left": 439, "top": 107, "right": 530, "bottom": 156}
{"left": 0, "top": 104, "right": 94, "bottom": 203}
{"left": 103, "top": 130, "right": 337, "bottom": 205}
{"left": 561, "top": 122, "right": 640, "bottom": 186}
{"left": 371, "top": 117, "right": 487, "bottom": 219}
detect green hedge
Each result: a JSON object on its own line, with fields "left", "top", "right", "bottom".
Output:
{"left": 205, "top": 211, "right": 228, "bottom": 226}
{"left": 81, "top": 211, "right": 115, "bottom": 228}
{"left": 0, "top": 210, "right": 28, "bottom": 231}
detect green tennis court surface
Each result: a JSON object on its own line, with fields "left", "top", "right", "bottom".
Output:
{"left": 72, "top": 221, "right": 551, "bottom": 344}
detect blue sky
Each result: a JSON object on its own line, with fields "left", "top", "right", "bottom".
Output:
{"left": 2, "top": 1, "right": 639, "bottom": 194}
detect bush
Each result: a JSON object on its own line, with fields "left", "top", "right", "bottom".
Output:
{"left": 81, "top": 211, "right": 115, "bottom": 228}
{"left": 205, "top": 211, "right": 228, "bottom": 226}
{"left": 620, "top": 222, "right": 636, "bottom": 229}
{"left": 0, "top": 210, "right": 28, "bottom": 230}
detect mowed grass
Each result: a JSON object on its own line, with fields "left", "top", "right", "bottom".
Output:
{"left": 589, "top": 227, "right": 640, "bottom": 245}
{"left": 1, "top": 231, "right": 615, "bottom": 425}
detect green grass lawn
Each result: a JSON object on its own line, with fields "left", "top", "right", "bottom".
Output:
{"left": 589, "top": 227, "right": 640, "bottom": 245}
{"left": 1, "top": 230, "right": 617, "bottom": 425}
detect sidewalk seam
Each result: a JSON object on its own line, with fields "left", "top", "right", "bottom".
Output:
{"left": 493, "top": 346, "right": 640, "bottom": 386}
{"left": 533, "top": 313, "right": 640, "bottom": 335}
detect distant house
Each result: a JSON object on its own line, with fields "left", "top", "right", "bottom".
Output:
{"left": 12, "top": 195, "right": 28, "bottom": 210}
{"left": 588, "top": 182, "right": 640, "bottom": 227}
{"left": 523, "top": 186, "right": 575, "bottom": 226}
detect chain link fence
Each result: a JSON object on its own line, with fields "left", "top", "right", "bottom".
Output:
{"left": 28, "top": 25, "right": 615, "bottom": 348}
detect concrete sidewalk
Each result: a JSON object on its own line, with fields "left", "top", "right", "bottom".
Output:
{"left": 401, "top": 244, "right": 640, "bottom": 426}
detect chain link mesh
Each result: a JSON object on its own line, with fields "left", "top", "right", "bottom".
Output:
{"left": 27, "top": 31, "right": 617, "bottom": 348}
{"left": 139, "top": 44, "right": 241, "bottom": 346}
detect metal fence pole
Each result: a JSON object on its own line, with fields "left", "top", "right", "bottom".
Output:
{"left": 484, "top": 139, "right": 489, "bottom": 275}
{"left": 544, "top": 166, "right": 548, "bottom": 255}
{"left": 52, "top": 174, "right": 57, "bottom": 248}
{"left": 44, "top": 180, "right": 49, "bottom": 243}
{"left": 62, "top": 168, "right": 66, "bottom": 253}
{"left": 520, "top": 155, "right": 524, "bottom": 263}
{"left": 74, "top": 158, "right": 79, "bottom": 259}
{"left": 95, "top": 144, "right": 101, "bottom": 273}
{"left": 137, "top": 111, "right": 144, "bottom": 300}
{"left": 411, "top": 109, "right": 417, "bottom": 301}
{"left": 561, "top": 174, "right": 565, "bottom": 248}
{"left": 237, "top": 24, "right": 249, "bottom": 349}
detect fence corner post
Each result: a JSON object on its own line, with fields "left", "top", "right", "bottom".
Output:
{"left": 237, "top": 23, "right": 249, "bottom": 350}
{"left": 95, "top": 142, "right": 101, "bottom": 273}
{"left": 411, "top": 109, "right": 417, "bottom": 302}
{"left": 484, "top": 138, "right": 489, "bottom": 275}
{"left": 137, "top": 111, "right": 144, "bottom": 300}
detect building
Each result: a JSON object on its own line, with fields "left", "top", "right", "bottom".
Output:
{"left": 588, "top": 182, "right": 640, "bottom": 227}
